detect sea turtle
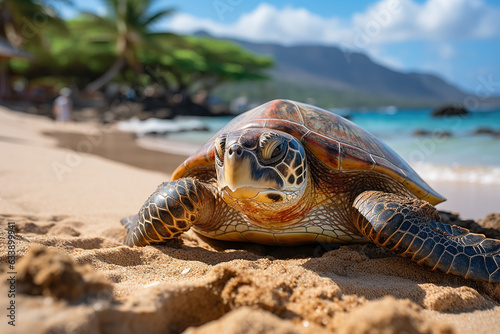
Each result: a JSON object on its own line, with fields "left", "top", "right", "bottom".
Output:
{"left": 121, "top": 99, "right": 500, "bottom": 283}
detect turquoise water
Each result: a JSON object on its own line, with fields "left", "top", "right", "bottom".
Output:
{"left": 166, "top": 109, "right": 500, "bottom": 167}
{"left": 349, "top": 109, "right": 500, "bottom": 167}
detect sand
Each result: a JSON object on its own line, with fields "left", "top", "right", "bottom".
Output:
{"left": 426, "top": 181, "right": 500, "bottom": 220}
{"left": 1, "top": 107, "right": 500, "bottom": 334}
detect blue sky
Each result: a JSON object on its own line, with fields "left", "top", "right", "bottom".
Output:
{"left": 59, "top": 0, "right": 500, "bottom": 93}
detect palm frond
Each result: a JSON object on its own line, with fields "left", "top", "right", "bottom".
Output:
{"left": 140, "top": 8, "right": 175, "bottom": 27}
{"left": 39, "top": 0, "right": 74, "bottom": 6}
{"left": 79, "top": 11, "right": 116, "bottom": 30}
{"left": 98, "top": 0, "right": 119, "bottom": 19}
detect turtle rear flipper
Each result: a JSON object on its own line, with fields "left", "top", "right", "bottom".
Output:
{"left": 120, "top": 214, "right": 145, "bottom": 246}
{"left": 353, "top": 191, "right": 500, "bottom": 283}
{"left": 121, "top": 178, "right": 215, "bottom": 247}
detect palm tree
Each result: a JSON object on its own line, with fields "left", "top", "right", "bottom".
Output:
{"left": 0, "top": 0, "right": 69, "bottom": 98}
{"left": 82, "top": 0, "right": 175, "bottom": 92}
{"left": 0, "top": 0, "right": 69, "bottom": 47}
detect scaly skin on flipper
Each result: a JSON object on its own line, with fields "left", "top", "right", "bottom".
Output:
{"left": 121, "top": 178, "right": 215, "bottom": 246}
{"left": 353, "top": 191, "right": 500, "bottom": 282}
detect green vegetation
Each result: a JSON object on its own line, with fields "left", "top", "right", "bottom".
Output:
{"left": 0, "top": 0, "right": 69, "bottom": 47}
{"left": 78, "top": 0, "right": 176, "bottom": 92}
{"left": 143, "top": 36, "right": 273, "bottom": 94}
{"left": 1, "top": 0, "right": 273, "bottom": 103}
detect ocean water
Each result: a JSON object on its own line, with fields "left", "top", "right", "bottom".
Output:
{"left": 119, "top": 108, "right": 500, "bottom": 185}
{"left": 349, "top": 109, "right": 500, "bottom": 167}
{"left": 347, "top": 109, "right": 500, "bottom": 186}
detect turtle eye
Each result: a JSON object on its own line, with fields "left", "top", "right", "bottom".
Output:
{"left": 271, "top": 142, "right": 284, "bottom": 158}
{"left": 261, "top": 136, "right": 287, "bottom": 163}
{"left": 215, "top": 134, "right": 227, "bottom": 166}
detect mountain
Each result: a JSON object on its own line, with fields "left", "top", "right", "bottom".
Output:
{"left": 205, "top": 34, "right": 472, "bottom": 108}
{"left": 238, "top": 41, "right": 465, "bottom": 101}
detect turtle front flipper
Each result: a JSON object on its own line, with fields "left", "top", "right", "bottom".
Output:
{"left": 352, "top": 190, "right": 500, "bottom": 283}
{"left": 121, "top": 178, "right": 215, "bottom": 247}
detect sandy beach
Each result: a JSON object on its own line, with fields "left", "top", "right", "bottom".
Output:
{"left": 1, "top": 106, "right": 500, "bottom": 334}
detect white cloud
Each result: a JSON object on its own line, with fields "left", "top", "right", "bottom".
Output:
{"left": 161, "top": 0, "right": 499, "bottom": 77}
{"left": 354, "top": 0, "right": 500, "bottom": 43}
{"left": 164, "top": 0, "right": 500, "bottom": 45}
{"left": 166, "top": 3, "right": 351, "bottom": 45}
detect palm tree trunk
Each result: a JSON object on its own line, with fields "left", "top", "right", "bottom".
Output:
{"left": 0, "top": 61, "right": 8, "bottom": 100}
{"left": 85, "top": 56, "right": 126, "bottom": 93}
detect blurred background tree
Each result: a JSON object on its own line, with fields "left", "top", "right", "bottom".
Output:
{"left": 0, "top": 0, "right": 274, "bottom": 116}
{"left": 0, "top": 0, "right": 70, "bottom": 98}
{"left": 80, "top": 0, "right": 176, "bottom": 92}
{"left": 0, "top": 0, "right": 69, "bottom": 47}
{"left": 9, "top": 19, "right": 116, "bottom": 89}
{"left": 142, "top": 35, "right": 273, "bottom": 95}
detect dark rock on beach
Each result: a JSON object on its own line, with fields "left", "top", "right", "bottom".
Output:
{"left": 412, "top": 129, "right": 453, "bottom": 138}
{"left": 432, "top": 105, "right": 469, "bottom": 117}
{"left": 435, "top": 130, "right": 453, "bottom": 138}
{"left": 412, "top": 129, "right": 432, "bottom": 136}
{"left": 472, "top": 127, "right": 500, "bottom": 137}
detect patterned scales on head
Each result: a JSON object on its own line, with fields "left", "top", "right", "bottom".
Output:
{"left": 121, "top": 99, "right": 500, "bottom": 283}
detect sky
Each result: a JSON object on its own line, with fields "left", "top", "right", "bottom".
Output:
{"left": 60, "top": 0, "right": 500, "bottom": 93}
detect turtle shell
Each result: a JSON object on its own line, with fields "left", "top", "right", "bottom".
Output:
{"left": 172, "top": 99, "right": 445, "bottom": 205}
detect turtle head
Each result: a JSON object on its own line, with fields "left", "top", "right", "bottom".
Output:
{"left": 214, "top": 129, "right": 308, "bottom": 214}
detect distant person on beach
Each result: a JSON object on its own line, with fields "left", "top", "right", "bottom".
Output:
{"left": 53, "top": 87, "right": 72, "bottom": 122}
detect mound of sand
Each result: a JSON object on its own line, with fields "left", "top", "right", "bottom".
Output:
{"left": 1, "top": 108, "right": 500, "bottom": 334}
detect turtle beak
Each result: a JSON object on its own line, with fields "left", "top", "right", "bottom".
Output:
{"left": 223, "top": 144, "right": 254, "bottom": 192}
{"left": 219, "top": 144, "right": 282, "bottom": 202}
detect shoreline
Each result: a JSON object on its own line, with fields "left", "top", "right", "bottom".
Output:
{"left": 46, "top": 129, "right": 188, "bottom": 176}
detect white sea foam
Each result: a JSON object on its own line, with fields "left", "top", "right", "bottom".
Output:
{"left": 117, "top": 117, "right": 207, "bottom": 136}
{"left": 413, "top": 163, "right": 500, "bottom": 185}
